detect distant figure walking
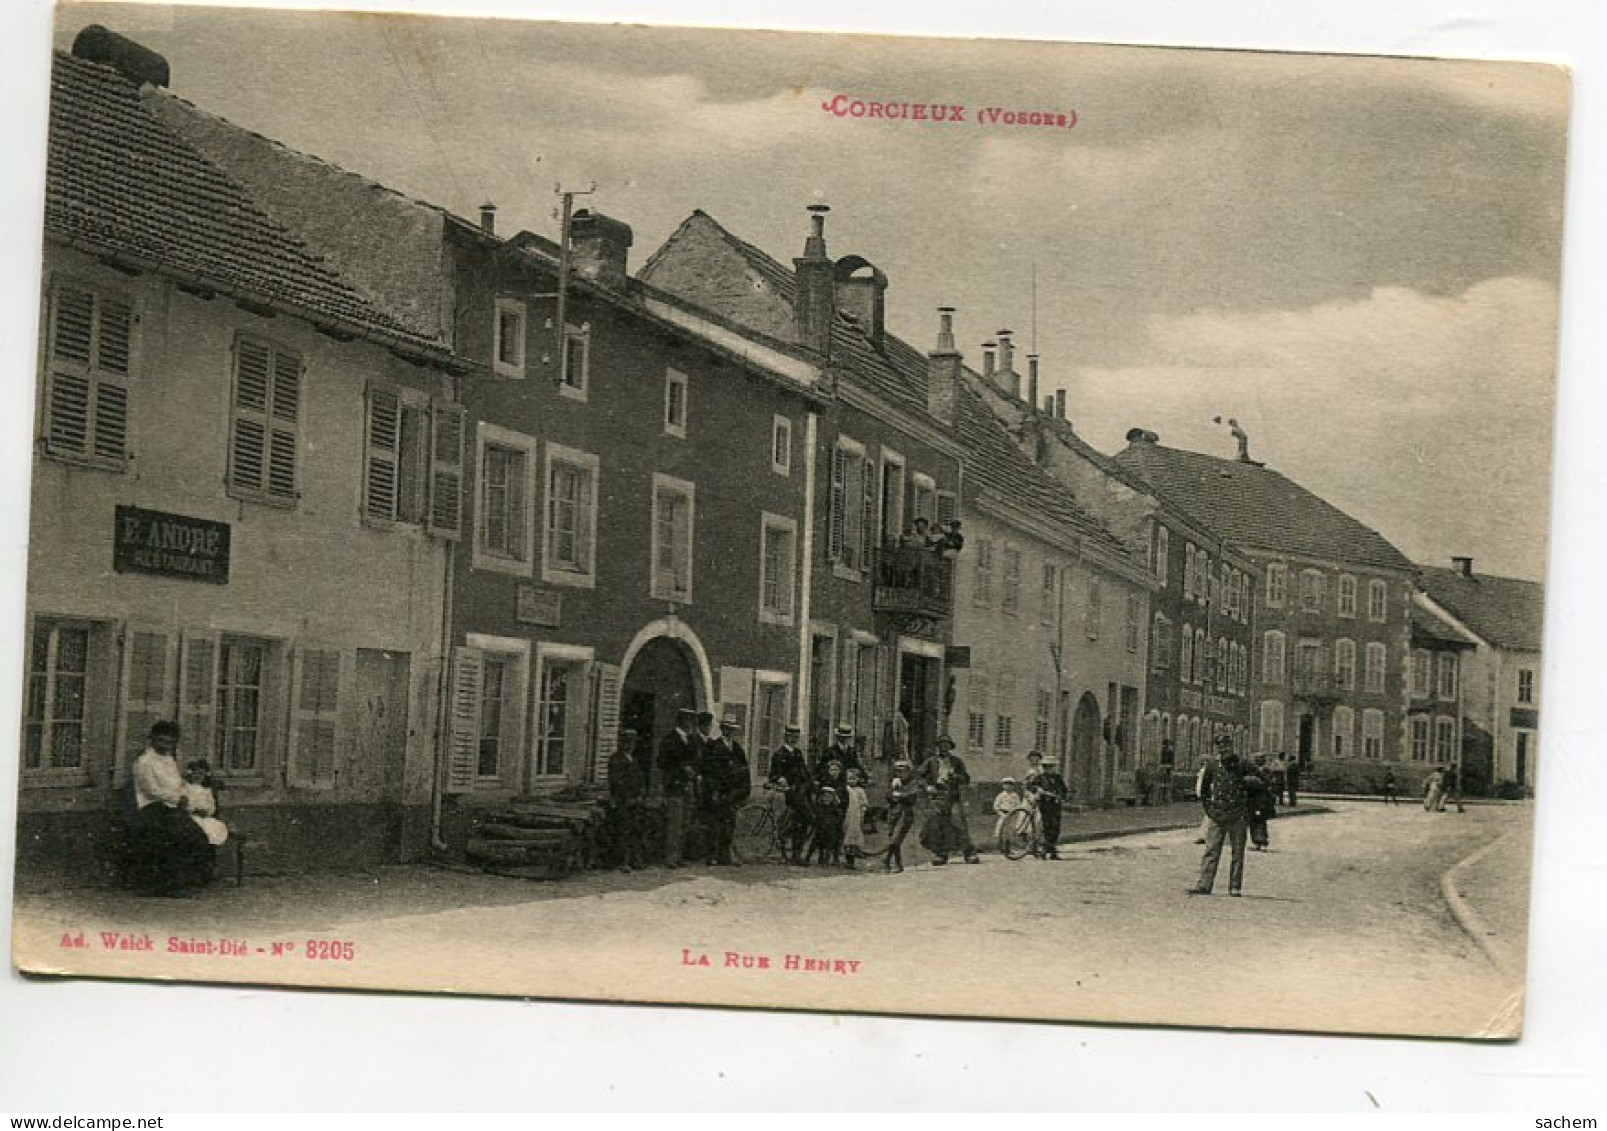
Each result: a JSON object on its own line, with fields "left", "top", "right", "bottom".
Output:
{"left": 1381, "top": 770, "right": 1400, "bottom": 806}
{"left": 1422, "top": 766, "right": 1446, "bottom": 812}
{"left": 1283, "top": 754, "right": 1301, "bottom": 808}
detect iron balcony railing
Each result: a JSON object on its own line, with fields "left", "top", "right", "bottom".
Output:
{"left": 871, "top": 543, "right": 955, "bottom": 620}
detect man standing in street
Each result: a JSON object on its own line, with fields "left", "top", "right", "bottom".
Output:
{"left": 818, "top": 724, "right": 864, "bottom": 782}
{"left": 1189, "top": 734, "right": 1252, "bottom": 897}
{"left": 767, "top": 723, "right": 813, "bottom": 865}
{"left": 656, "top": 707, "right": 700, "bottom": 867}
{"left": 918, "top": 735, "right": 980, "bottom": 865}
{"left": 606, "top": 728, "right": 648, "bottom": 872}
{"left": 1033, "top": 756, "right": 1069, "bottom": 859}
{"left": 699, "top": 716, "right": 752, "bottom": 865}
{"left": 1283, "top": 751, "right": 1302, "bottom": 808}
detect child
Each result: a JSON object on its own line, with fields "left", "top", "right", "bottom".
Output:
{"left": 811, "top": 782, "right": 845, "bottom": 866}
{"left": 881, "top": 759, "right": 917, "bottom": 874}
{"left": 181, "top": 760, "right": 230, "bottom": 848}
{"left": 842, "top": 768, "right": 869, "bottom": 869}
{"left": 993, "top": 777, "right": 1026, "bottom": 841}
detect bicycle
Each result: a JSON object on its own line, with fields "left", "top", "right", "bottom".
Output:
{"left": 998, "top": 806, "right": 1041, "bottom": 860}
{"left": 732, "top": 787, "right": 800, "bottom": 865}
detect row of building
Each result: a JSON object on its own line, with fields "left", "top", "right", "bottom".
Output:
{"left": 17, "top": 30, "right": 1545, "bottom": 881}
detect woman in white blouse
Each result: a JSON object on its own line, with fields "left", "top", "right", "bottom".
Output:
{"left": 128, "top": 721, "right": 215, "bottom": 896}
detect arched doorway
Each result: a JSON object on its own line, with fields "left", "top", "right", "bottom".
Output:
{"left": 621, "top": 636, "right": 697, "bottom": 792}
{"left": 1070, "top": 692, "right": 1103, "bottom": 807}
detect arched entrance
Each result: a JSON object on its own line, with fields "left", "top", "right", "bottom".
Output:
{"left": 621, "top": 637, "right": 698, "bottom": 792}
{"left": 1070, "top": 692, "right": 1103, "bottom": 807}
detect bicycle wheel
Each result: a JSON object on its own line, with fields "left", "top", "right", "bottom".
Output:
{"left": 1000, "top": 809, "right": 1035, "bottom": 860}
{"left": 731, "top": 802, "right": 780, "bottom": 864}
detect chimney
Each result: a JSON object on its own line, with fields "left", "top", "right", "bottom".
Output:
{"left": 479, "top": 202, "right": 498, "bottom": 236}
{"left": 1451, "top": 556, "right": 1475, "bottom": 578}
{"left": 835, "top": 258, "right": 887, "bottom": 347}
{"left": 926, "top": 307, "right": 962, "bottom": 425}
{"left": 1027, "top": 354, "right": 1040, "bottom": 413}
{"left": 996, "top": 330, "right": 1018, "bottom": 396}
{"left": 568, "top": 209, "right": 634, "bottom": 291}
{"left": 1125, "top": 427, "right": 1160, "bottom": 444}
{"left": 981, "top": 341, "right": 997, "bottom": 381}
{"left": 1054, "top": 389, "right": 1067, "bottom": 420}
{"left": 72, "top": 25, "right": 170, "bottom": 87}
{"left": 1044, "top": 395, "right": 1056, "bottom": 415}
{"left": 792, "top": 205, "right": 835, "bottom": 354}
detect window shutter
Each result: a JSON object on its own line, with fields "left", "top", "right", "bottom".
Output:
{"left": 590, "top": 662, "right": 621, "bottom": 786}
{"left": 118, "top": 627, "right": 173, "bottom": 779}
{"left": 427, "top": 401, "right": 467, "bottom": 539}
{"left": 291, "top": 647, "right": 342, "bottom": 786}
{"left": 364, "top": 384, "right": 401, "bottom": 523}
{"left": 860, "top": 451, "right": 876, "bottom": 569}
{"left": 575, "top": 467, "right": 594, "bottom": 573}
{"left": 445, "top": 646, "right": 483, "bottom": 793}
{"left": 936, "top": 489, "right": 957, "bottom": 527}
{"left": 267, "top": 350, "right": 300, "bottom": 501}
{"left": 231, "top": 339, "right": 270, "bottom": 494}
{"left": 828, "top": 445, "right": 846, "bottom": 561}
{"left": 92, "top": 298, "right": 132, "bottom": 462}
{"left": 177, "top": 631, "right": 219, "bottom": 765}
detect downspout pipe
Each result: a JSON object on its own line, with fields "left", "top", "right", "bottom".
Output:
{"left": 796, "top": 411, "right": 819, "bottom": 743}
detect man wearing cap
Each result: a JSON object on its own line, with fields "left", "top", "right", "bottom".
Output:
{"left": 699, "top": 716, "right": 752, "bottom": 866}
{"left": 655, "top": 707, "right": 700, "bottom": 867}
{"left": 1032, "top": 756, "right": 1070, "bottom": 859}
{"left": 918, "top": 735, "right": 979, "bottom": 865}
{"left": 816, "top": 724, "right": 864, "bottom": 784}
{"left": 767, "top": 724, "right": 813, "bottom": 865}
{"left": 881, "top": 757, "right": 919, "bottom": 873}
{"left": 606, "top": 728, "right": 648, "bottom": 872}
{"left": 1188, "top": 734, "right": 1252, "bottom": 896}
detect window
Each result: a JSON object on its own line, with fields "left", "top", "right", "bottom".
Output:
{"left": 1364, "top": 643, "right": 1387, "bottom": 693}
{"left": 911, "top": 473, "right": 937, "bottom": 526}
{"left": 1409, "top": 715, "right": 1430, "bottom": 761}
{"left": 1194, "top": 629, "right": 1208, "bottom": 684}
{"left": 1217, "top": 636, "right": 1231, "bottom": 689}
{"left": 1151, "top": 615, "right": 1174, "bottom": 672}
{"left": 1337, "top": 574, "right": 1358, "bottom": 618}
{"left": 1208, "top": 559, "right": 1220, "bottom": 608}
{"left": 973, "top": 538, "right": 995, "bottom": 607}
{"left": 544, "top": 444, "right": 600, "bottom": 587}
{"left": 215, "top": 637, "right": 267, "bottom": 774}
{"left": 663, "top": 368, "right": 688, "bottom": 438}
{"left": 290, "top": 648, "right": 341, "bottom": 786}
{"left": 1436, "top": 654, "right": 1458, "bottom": 700}
{"left": 877, "top": 452, "right": 906, "bottom": 546}
{"left": 1223, "top": 567, "right": 1237, "bottom": 619}
{"left": 493, "top": 298, "right": 526, "bottom": 378}
{"left": 759, "top": 514, "right": 797, "bottom": 625}
{"left": 1517, "top": 668, "right": 1535, "bottom": 704}
{"left": 473, "top": 425, "right": 536, "bottom": 574}
{"left": 42, "top": 283, "right": 133, "bottom": 467}
{"left": 1362, "top": 709, "right": 1384, "bottom": 759}
{"left": 1435, "top": 717, "right": 1456, "bottom": 763}
{"left": 651, "top": 473, "right": 695, "bottom": 602}
{"left": 994, "top": 674, "right": 1015, "bottom": 752}
{"left": 1266, "top": 562, "right": 1287, "bottom": 608}
{"left": 1085, "top": 578, "right": 1103, "bottom": 639}
{"left": 229, "top": 336, "right": 300, "bottom": 505}
{"left": 1155, "top": 526, "right": 1170, "bottom": 586}
{"left": 1197, "top": 552, "right": 1211, "bottom": 603}
{"left": 364, "top": 388, "right": 466, "bottom": 535}
{"left": 1262, "top": 631, "right": 1286, "bottom": 685}
{"left": 1332, "top": 706, "right": 1354, "bottom": 759}
{"left": 1411, "top": 650, "right": 1431, "bottom": 698}
{"left": 477, "top": 654, "right": 510, "bottom": 778}
{"left": 1035, "top": 690, "right": 1053, "bottom": 754}
{"left": 23, "top": 620, "right": 91, "bottom": 772}
{"left": 1368, "top": 579, "right": 1388, "bottom": 622}
{"left": 1184, "top": 543, "right": 1196, "bottom": 599}
{"left": 1240, "top": 574, "right": 1251, "bottom": 622}
{"left": 1180, "top": 623, "right": 1194, "bottom": 682}
{"left": 560, "top": 323, "right": 590, "bottom": 400}
{"left": 967, "top": 675, "right": 989, "bottom": 753}
{"left": 1258, "top": 701, "right": 1285, "bottom": 757}
{"left": 1001, "top": 546, "right": 1022, "bottom": 614}
{"left": 1299, "top": 569, "right": 1325, "bottom": 613}
{"left": 1040, "top": 562, "right": 1057, "bottom": 625}
{"left": 936, "top": 489, "right": 957, "bottom": 528}
{"left": 535, "top": 658, "right": 587, "bottom": 779}
{"left": 827, "top": 438, "right": 873, "bottom": 573}
{"left": 1128, "top": 595, "right": 1143, "bottom": 653}
{"left": 754, "top": 680, "right": 790, "bottom": 775}
{"left": 1334, "top": 639, "right": 1357, "bottom": 691}
{"left": 771, "top": 415, "right": 792, "bottom": 476}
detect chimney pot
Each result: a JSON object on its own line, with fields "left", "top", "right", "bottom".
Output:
{"left": 568, "top": 209, "right": 634, "bottom": 290}
{"left": 926, "top": 307, "right": 962, "bottom": 425}
{"left": 1027, "top": 354, "right": 1040, "bottom": 413}
{"left": 72, "top": 25, "right": 171, "bottom": 87}
{"left": 479, "top": 202, "right": 497, "bottom": 235}
{"left": 793, "top": 206, "right": 835, "bottom": 353}
{"left": 935, "top": 306, "right": 957, "bottom": 353}
{"left": 1054, "top": 389, "right": 1067, "bottom": 420}
{"left": 1451, "top": 556, "right": 1475, "bottom": 578}
{"left": 981, "top": 341, "right": 997, "bottom": 380}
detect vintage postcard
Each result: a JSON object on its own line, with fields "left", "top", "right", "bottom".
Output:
{"left": 8, "top": 2, "right": 1566, "bottom": 1039}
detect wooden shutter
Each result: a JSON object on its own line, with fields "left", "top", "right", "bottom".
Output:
{"left": 267, "top": 349, "right": 300, "bottom": 501}
{"left": 859, "top": 452, "right": 876, "bottom": 571}
{"left": 118, "top": 627, "right": 173, "bottom": 778}
{"left": 575, "top": 465, "right": 594, "bottom": 574}
{"left": 827, "top": 445, "right": 846, "bottom": 562}
{"left": 290, "top": 647, "right": 342, "bottom": 786}
{"left": 364, "top": 384, "right": 401, "bottom": 523}
{"left": 230, "top": 339, "right": 271, "bottom": 495}
{"left": 177, "top": 631, "right": 219, "bottom": 765}
{"left": 445, "top": 646, "right": 483, "bottom": 793}
{"left": 92, "top": 298, "right": 132, "bottom": 462}
{"left": 936, "top": 489, "right": 957, "bottom": 527}
{"left": 590, "top": 662, "right": 621, "bottom": 786}
{"left": 45, "top": 287, "right": 131, "bottom": 464}
{"left": 427, "top": 401, "right": 466, "bottom": 539}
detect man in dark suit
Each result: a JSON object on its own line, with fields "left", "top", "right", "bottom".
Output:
{"left": 918, "top": 735, "right": 979, "bottom": 865}
{"left": 699, "top": 716, "right": 752, "bottom": 865}
{"left": 606, "top": 728, "right": 648, "bottom": 872}
{"left": 767, "top": 723, "right": 813, "bottom": 864}
{"left": 1189, "top": 734, "right": 1252, "bottom": 896}
{"left": 655, "top": 707, "right": 700, "bottom": 867}
{"left": 817, "top": 724, "right": 864, "bottom": 782}
{"left": 1032, "top": 756, "right": 1069, "bottom": 859}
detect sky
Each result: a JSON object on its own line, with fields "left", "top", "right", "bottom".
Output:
{"left": 47, "top": 2, "right": 1570, "bottom": 580}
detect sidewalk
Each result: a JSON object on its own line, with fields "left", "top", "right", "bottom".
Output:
{"left": 962, "top": 798, "right": 1330, "bottom": 852}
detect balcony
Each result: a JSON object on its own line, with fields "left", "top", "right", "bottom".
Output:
{"left": 872, "top": 543, "right": 954, "bottom": 626}
{"left": 1291, "top": 669, "right": 1344, "bottom": 713}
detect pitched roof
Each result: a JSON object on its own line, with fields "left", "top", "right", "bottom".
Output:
{"left": 1417, "top": 566, "right": 1546, "bottom": 652}
{"left": 45, "top": 52, "right": 445, "bottom": 357}
{"left": 1410, "top": 601, "right": 1477, "bottom": 649}
{"left": 1112, "top": 439, "right": 1415, "bottom": 572}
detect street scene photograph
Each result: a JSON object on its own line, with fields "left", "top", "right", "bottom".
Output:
{"left": 7, "top": 2, "right": 1566, "bottom": 1040}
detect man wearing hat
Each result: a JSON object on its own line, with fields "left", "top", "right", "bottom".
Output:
{"left": 881, "top": 757, "right": 919, "bottom": 873}
{"left": 606, "top": 727, "right": 648, "bottom": 872}
{"left": 1031, "top": 755, "right": 1070, "bottom": 859}
{"left": 816, "top": 724, "right": 864, "bottom": 784}
{"left": 1189, "top": 734, "right": 1252, "bottom": 896}
{"left": 918, "top": 734, "right": 979, "bottom": 865}
{"left": 655, "top": 707, "right": 700, "bottom": 867}
{"left": 698, "top": 715, "right": 752, "bottom": 866}
{"left": 767, "top": 724, "right": 813, "bottom": 865}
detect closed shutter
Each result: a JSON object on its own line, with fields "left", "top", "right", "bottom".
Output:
{"left": 118, "top": 627, "right": 173, "bottom": 777}
{"left": 290, "top": 647, "right": 342, "bottom": 786}
{"left": 427, "top": 401, "right": 467, "bottom": 539}
{"left": 364, "top": 384, "right": 401, "bottom": 523}
{"left": 860, "top": 451, "right": 875, "bottom": 570}
{"left": 267, "top": 350, "right": 300, "bottom": 501}
{"left": 177, "top": 631, "right": 219, "bottom": 765}
{"left": 936, "top": 489, "right": 957, "bottom": 527}
{"left": 827, "top": 445, "right": 846, "bottom": 562}
{"left": 45, "top": 286, "right": 131, "bottom": 463}
{"left": 445, "top": 646, "right": 483, "bottom": 793}
{"left": 231, "top": 338, "right": 299, "bottom": 502}
{"left": 93, "top": 298, "right": 132, "bottom": 463}
{"left": 590, "top": 662, "right": 621, "bottom": 786}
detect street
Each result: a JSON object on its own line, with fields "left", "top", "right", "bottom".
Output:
{"left": 13, "top": 802, "right": 1530, "bottom": 1038}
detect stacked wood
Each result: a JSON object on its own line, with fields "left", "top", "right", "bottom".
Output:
{"left": 464, "top": 797, "right": 610, "bottom": 879}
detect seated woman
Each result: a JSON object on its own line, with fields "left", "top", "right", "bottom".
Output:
{"left": 128, "top": 721, "right": 216, "bottom": 896}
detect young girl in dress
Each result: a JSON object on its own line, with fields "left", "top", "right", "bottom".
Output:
{"left": 181, "top": 760, "right": 230, "bottom": 848}
{"left": 993, "top": 777, "right": 1026, "bottom": 843}
{"left": 842, "top": 767, "right": 869, "bottom": 869}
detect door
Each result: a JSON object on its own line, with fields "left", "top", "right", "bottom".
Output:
{"left": 1515, "top": 732, "right": 1530, "bottom": 786}
{"left": 898, "top": 653, "right": 941, "bottom": 762}
{"left": 354, "top": 649, "right": 411, "bottom": 857}
{"left": 1071, "top": 693, "right": 1102, "bottom": 806}
{"left": 1297, "top": 714, "right": 1315, "bottom": 768}
{"left": 621, "top": 635, "right": 696, "bottom": 792}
